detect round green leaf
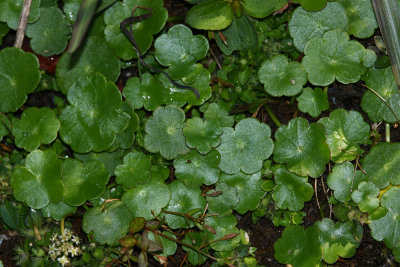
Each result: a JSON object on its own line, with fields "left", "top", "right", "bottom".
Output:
{"left": 274, "top": 225, "right": 322, "bottom": 267}
{"left": 296, "top": 87, "right": 329, "bottom": 118}
{"left": 110, "top": 102, "right": 139, "bottom": 150}
{"left": 0, "top": 47, "right": 40, "bottom": 112}
{"left": 74, "top": 149, "right": 125, "bottom": 176}
{"left": 272, "top": 168, "right": 313, "bottom": 211}
{"left": 362, "top": 142, "right": 400, "bottom": 189}
{"left": 0, "top": 113, "right": 10, "bottom": 141}
{"left": 82, "top": 201, "right": 132, "bottom": 246}
{"left": 204, "top": 214, "right": 240, "bottom": 251}
{"left": 41, "top": 200, "right": 77, "bottom": 221}
{"left": 204, "top": 103, "right": 234, "bottom": 128}
{"left": 11, "top": 150, "right": 63, "bottom": 209}
{"left": 163, "top": 180, "right": 206, "bottom": 229}
{"left": 292, "top": 0, "right": 327, "bottom": 11}
{"left": 337, "top": 0, "right": 377, "bottom": 39}
{"left": 217, "top": 118, "right": 273, "bottom": 174}
{"left": 206, "top": 183, "right": 239, "bottom": 215}
{"left": 104, "top": 0, "right": 167, "bottom": 60}
{"left": 56, "top": 36, "right": 120, "bottom": 93}
{"left": 182, "top": 231, "right": 209, "bottom": 265}
{"left": 148, "top": 231, "right": 177, "bottom": 257}
{"left": 25, "top": 7, "right": 71, "bottom": 56}
{"left": 123, "top": 73, "right": 164, "bottom": 111}
{"left": 0, "top": 0, "right": 40, "bottom": 29}
{"left": 351, "top": 181, "right": 380, "bottom": 213}
{"left": 315, "top": 218, "right": 361, "bottom": 264}
{"left": 62, "top": 159, "right": 110, "bottom": 206}
{"left": 288, "top": 2, "right": 348, "bottom": 52}
{"left": 303, "top": 29, "right": 376, "bottom": 86}
{"left": 183, "top": 118, "right": 222, "bottom": 155}
{"left": 12, "top": 107, "right": 60, "bottom": 152}
{"left": 258, "top": 54, "right": 307, "bottom": 97}
{"left": 185, "top": 0, "right": 234, "bottom": 30}
{"left": 242, "top": 0, "right": 287, "bottom": 18}
{"left": 318, "top": 109, "right": 369, "bottom": 163}
{"left": 115, "top": 151, "right": 152, "bottom": 188}
{"left": 361, "top": 67, "right": 400, "bottom": 123}
{"left": 59, "top": 72, "right": 130, "bottom": 153}
{"left": 144, "top": 105, "right": 189, "bottom": 160}
{"left": 273, "top": 117, "right": 330, "bottom": 178}
{"left": 63, "top": 0, "right": 80, "bottom": 23}
{"left": 122, "top": 181, "right": 170, "bottom": 220}
{"left": 219, "top": 171, "right": 265, "bottom": 214}
{"left": 174, "top": 149, "right": 220, "bottom": 188}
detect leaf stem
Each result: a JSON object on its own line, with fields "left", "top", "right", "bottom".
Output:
{"left": 264, "top": 104, "right": 281, "bottom": 127}
{"left": 386, "top": 123, "right": 391, "bottom": 142}
{"left": 14, "top": 0, "right": 32, "bottom": 48}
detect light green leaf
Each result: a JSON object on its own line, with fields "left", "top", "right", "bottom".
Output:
{"left": 148, "top": 231, "right": 177, "bottom": 257}
{"left": 59, "top": 72, "right": 130, "bottom": 153}
{"left": 11, "top": 150, "right": 63, "bottom": 209}
{"left": 110, "top": 102, "right": 139, "bottom": 150}
{"left": 182, "top": 231, "right": 209, "bottom": 265}
{"left": 174, "top": 149, "right": 220, "bottom": 188}
{"left": 63, "top": 0, "right": 81, "bottom": 23}
{"left": 204, "top": 103, "right": 234, "bottom": 128}
{"left": 115, "top": 151, "right": 151, "bottom": 188}
{"left": 0, "top": 48, "right": 40, "bottom": 112}
{"left": 62, "top": 159, "right": 110, "bottom": 206}
{"left": 318, "top": 109, "right": 369, "bottom": 163}
{"left": 242, "top": 0, "right": 287, "bottom": 18}
{"left": 183, "top": 118, "right": 222, "bottom": 155}
{"left": 273, "top": 117, "right": 330, "bottom": 178}
{"left": 0, "top": 0, "right": 40, "bottom": 29}
{"left": 303, "top": 29, "right": 376, "bottom": 86}
{"left": 272, "top": 168, "right": 313, "bottom": 211}
{"left": 74, "top": 149, "right": 125, "bottom": 175}
{"left": 315, "top": 218, "right": 361, "bottom": 264}
{"left": 82, "top": 200, "right": 132, "bottom": 246}
{"left": 41, "top": 200, "right": 77, "bottom": 221}
{"left": 296, "top": 87, "right": 329, "bottom": 118}
{"left": 204, "top": 215, "right": 240, "bottom": 251}
{"left": 351, "top": 181, "right": 380, "bottom": 213}
{"left": 122, "top": 181, "right": 170, "bottom": 220}
{"left": 217, "top": 118, "right": 273, "bottom": 174}
{"left": 292, "top": 0, "right": 327, "bottom": 11}
{"left": 163, "top": 180, "right": 206, "bottom": 229}
{"left": 185, "top": 0, "right": 234, "bottom": 30}
{"left": 219, "top": 171, "right": 265, "bottom": 214}
{"left": 12, "top": 107, "right": 60, "bottom": 152}
{"left": 258, "top": 54, "right": 307, "bottom": 97}
{"left": 288, "top": 2, "right": 348, "bottom": 52}
{"left": 206, "top": 183, "right": 239, "bottom": 215}
{"left": 144, "top": 105, "right": 189, "bottom": 160}
{"left": 104, "top": 0, "right": 167, "bottom": 60}
{"left": 26, "top": 7, "right": 71, "bottom": 56}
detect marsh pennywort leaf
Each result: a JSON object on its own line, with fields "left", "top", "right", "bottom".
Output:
{"left": 148, "top": 231, "right": 177, "bottom": 257}
{"left": 62, "top": 159, "right": 110, "bottom": 206}
{"left": 123, "top": 73, "right": 164, "bottom": 111}
{"left": 296, "top": 87, "right": 329, "bottom": 118}
{"left": 272, "top": 168, "right": 313, "bottom": 211}
{"left": 206, "top": 183, "right": 239, "bottom": 215}
{"left": 337, "top": 0, "right": 377, "bottom": 39}
{"left": 0, "top": 113, "right": 10, "bottom": 142}
{"left": 205, "top": 215, "right": 240, "bottom": 251}
{"left": 217, "top": 118, "right": 273, "bottom": 174}
{"left": 288, "top": 2, "right": 348, "bottom": 52}
{"left": 82, "top": 200, "right": 132, "bottom": 246}
{"left": 327, "top": 162, "right": 366, "bottom": 202}
{"left": 110, "top": 102, "right": 139, "bottom": 151}
{"left": 318, "top": 109, "right": 369, "bottom": 163}
{"left": 25, "top": 7, "right": 71, "bottom": 56}
{"left": 0, "top": 0, "right": 40, "bottom": 29}
{"left": 104, "top": 0, "right": 167, "bottom": 60}
{"left": 183, "top": 118, "right": 222, "bottom": 155}
{"left": 204, "top": 103, "right": 234, "bottom": 128}
{"left": 182, "top": 231, "right": 209, "bottom": 265}
{"left": 174, "top": 149, "right": 220, "bottom": 188}
{"left": 122, "top": 181, "right": 170, "bottom": 220}
{"left": 0, "top": 48, "right": 40, "bottom": 113}
{"left": 41, "top": 200, "right": 77, "bottom": 221}
{"left": 258, "top": 54, "right": 307, "bottom": 97}
{"left": 155, "top": 24, "right": 209, "bottom": 77}
{"left": 303, "top": 29, "right": 376, "bottom": 86}
{"left": 241, "top": 0, "right": 287, "bottom": 18}
{"left": 370, "top": 187, "right": 400, "bottom": 249}
{"left": 63, "top": 0, "right": 81, "bottom": 23}
{"left": 59, "top": 72, "right": 130, "bottom": 153}
{"left": 219, "top": 171, "right": 265, "bottom": 214}
{"left": 274, "top": 118, "right": 330, "bottom": 178}
{"left": 12, "top": 107, "right": 60, "bottom": 152}
{"left": 185, "top": 0, "right": 233, "bottom": 30}
{"left": 315, "top": 218, "right": 361, "bottom": 264}
{"left": 351, "top": 182, "right": 380, "bottom": 213}
{"left": 163, "top": 180, "right": 207, "bottom": 229}
{"left": 361, "top": 67, "right": 400, "bottom": 123}
{"left": 215, "top": 16, "right": 258, "bottom": 56}
{"left": 55, "top": 36, "right": 120, "bottom": 94}
{"left": 274, "top": 225, "right": 322, "bottom": 267}
{"left": 362, "top": 142, "right": 400, "bottom": 189}
{"left": 74, "top": 149, "right": 125, "bottom": 176}
{"left": 144, "top": 105, "right": 189, "bottom": 160}
{"left": 115, "top": 151, "right": 151, "bottom": 188}
{"left": 292, "top": 0, "right": 327, "bottom": 11}
{"left": 11, "top": 150, "right": 63, "bottom": 209}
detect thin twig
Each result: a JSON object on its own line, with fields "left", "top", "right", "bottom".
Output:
{"left": 320, "top": 175, "right": 332, "bottom": 219}
{"left": 314, "top": 178, "right": 320, "bottom": 210}
{"left": 14, "top": 0, "right": 32, "bottom": 48}
{"left": 209, "top": 46, "right": 222, "bottom": 70}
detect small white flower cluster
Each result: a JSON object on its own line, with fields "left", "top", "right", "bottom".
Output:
{"left": 47, "top": 228, "right": 82, "bottom": 266}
